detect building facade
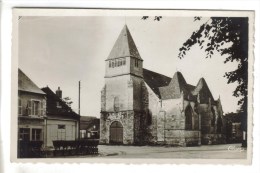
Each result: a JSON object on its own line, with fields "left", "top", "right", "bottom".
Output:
{"left": 18, "top": 69, "right": 46, "bottom": 144}
{"left": 18, "top": 69, "right": 47, "bottom": 157}
{"left": 41, "top": 87, "right": 80, "bottom": 147}
{"left": 100, "top": 25, "right": 226, "bottom": 146}
{"left": 80, "top": 116, "right": 100, "bottom": 139}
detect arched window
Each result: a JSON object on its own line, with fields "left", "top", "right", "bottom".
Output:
{"left": 211, "top": 107, "right": 216, "bottom": 126}
{"left": 147, "top": 111, "right": 152, "bottom": 126}
{"left": 185, "top": 105, "right": 193, "bottom": 130}
{"left": 217, "top": 116, "right": 223, "bottom": 133}
{"left": 114, "top": 96, "right": 119, "bottom": 112}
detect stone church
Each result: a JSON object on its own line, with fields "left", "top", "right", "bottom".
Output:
{"left": 100, "top": 25, "right": 226, "bottom": 146}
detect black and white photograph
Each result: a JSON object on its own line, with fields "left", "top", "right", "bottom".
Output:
{"left": 11, "top": 9, "right": 254, "bottom": 163}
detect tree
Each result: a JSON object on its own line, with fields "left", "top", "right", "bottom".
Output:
{"left": 63, "top": 97, "right": 73, "bottom": 108}
{"left": 179, "top": 17, "right": 248, "bottom": 112}
{"left": 142, "top": 16, "right": 249, "bottom": 146}
{"left": 178, "top": 17, "right": 249, "bottom": 147}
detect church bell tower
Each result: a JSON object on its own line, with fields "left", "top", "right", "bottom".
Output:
{"left": 100, "top": 25, "right": 145, "bottom": 145}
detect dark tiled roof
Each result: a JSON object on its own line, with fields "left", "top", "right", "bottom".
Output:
{"left": 107, "top": 25, "right": 142, "bottom": 61}
{"left": 18, "top": 69, "right": 45, "bottom": 95}
{"left": 80, "top": 116, "right": 100, "bottom": 131}
{"left": 143, "top": 69, "right": 216, "bottom": 103}
{"left": 143, "top": 68, "right": 171, "bottom": 98}
{"left": 159, "top": 71, "right": 191, "bottom": 100}
{"left": 41, "top": 87, "right": 80, "bottom": 120}
{"left": 192, "top": 78, "right": 214, "bottom": 104}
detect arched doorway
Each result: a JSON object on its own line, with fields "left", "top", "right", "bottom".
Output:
{"left": 185, "top": 105, "right": 193, "bottom": 130}
{"left": 110, "top": 121, "right": 123, "bottom": 144}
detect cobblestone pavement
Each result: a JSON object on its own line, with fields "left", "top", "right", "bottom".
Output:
{"left": 69, "top": 143, "right": 247, "bottom": 159}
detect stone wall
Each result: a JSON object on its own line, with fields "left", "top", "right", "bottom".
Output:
{"left": 198, "top": 103, "right": 226, "bottom": 144}
{"left": 158, "top": 95, "right": 201, "bottom": 146}
{"left": 100, "top": 111, "right": 135, "bottom": 144}
{"left": 144, "top": 83, "right": 161, "bottom": 143}
{"left": 164, "top": 130, "right": 200, "bottom": 146}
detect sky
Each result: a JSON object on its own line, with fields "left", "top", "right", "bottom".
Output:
{"left": 19, "top": 16, "right": 240, "bottom": 117}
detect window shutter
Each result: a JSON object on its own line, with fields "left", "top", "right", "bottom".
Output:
{"left": 39, "top": 101, "right": 43, "bottom": 116}
{"left": 18, "top": 99, "right": 22, "bottom": 115}
{"left": 41, "top": 100, "right": 46, "bottom": 116}
{"left": 27, "top": 100, "right": 32, "bottom": 115}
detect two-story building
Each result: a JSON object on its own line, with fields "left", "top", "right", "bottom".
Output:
{"left": 18, "top": 69, "right": 47, "bottom": 157}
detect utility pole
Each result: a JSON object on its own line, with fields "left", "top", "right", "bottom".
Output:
{"left": 79, "top": 81, "right": 81, "bottom": 115}
{"left": 78, "top": 81, "right": 81, "bottom": 140}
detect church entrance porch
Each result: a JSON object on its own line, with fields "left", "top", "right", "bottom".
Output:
{"left": 110, "top": 121, "right": 123, "bottom": 144}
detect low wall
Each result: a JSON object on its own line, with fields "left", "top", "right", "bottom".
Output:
{"left": 160, "top": 130, "right": 201, "bottom": 146}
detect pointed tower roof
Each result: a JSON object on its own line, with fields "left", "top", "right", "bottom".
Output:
{"left": 192, "top": 77, "right": 214, "bottom": 103}
{"left": 18, "top": 68, "right": 45, "bottom": 95}
{"left": 107, "top": 25, "right": 142, "bottom": 60}
{"left": 159, "top": 71, "right": 190, "bottom": 100}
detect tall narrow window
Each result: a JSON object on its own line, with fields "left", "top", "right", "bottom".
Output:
{"left": 122, "top": 58, "right": 126, "bottom": 65}
{"left": 109, "top": 61, "right": 111, "bottom": 68}
{"left": 217, "top": 116, "right": 223, "bottom": 133}
{"left": 114, "top": 96, "right": 119, "bottom": 112}
{"left": 115, "top": 59, "right": 118, "bottom": 67}
{"left": 112, "top": 61, "right": 114, "bottom": 68}
{"left": 32, "top": 129, "right": 42, "bottom": 141}
{"left": 185, "top": 105, "right": 193, "bottom": 130}
{"left": 135, "top": 59, "right": 139, "bottom": 67}
{"left": 18, "top": 98, "right": 22, "bottom": 115}
{"left": 211, "top": 107, "right": 216, "bottom": 126}
{"left": 32, "top": 100, "right": 40, "bottom": 116}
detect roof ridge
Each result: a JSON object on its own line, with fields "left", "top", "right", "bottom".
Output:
{"left": 143, "top": 68, "right": 171, "bottom": 80}
{"left": 106, "top": 25, "right": 142, "bottom": 60}
{"left": 18, "top": 68, "right": 45, "bottom": 95}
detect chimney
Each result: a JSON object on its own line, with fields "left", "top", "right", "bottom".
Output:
{"left": 56, "top": 87, "right": 62, "bottom": 99}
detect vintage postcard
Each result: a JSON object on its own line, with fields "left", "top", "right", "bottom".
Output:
{"left": 11, "top": 8, "right": 254, "bottom": 164}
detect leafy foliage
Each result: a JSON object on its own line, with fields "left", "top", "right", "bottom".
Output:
{"left": 142, "top": 16, "right": 162, "bottom": 21}
{"left": 178, "top": 17, "right": 249, "bottom": 113}
{"left": 63, "top": 97, "right": 73, "bottom": 107}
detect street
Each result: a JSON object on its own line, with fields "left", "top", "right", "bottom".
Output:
{"left": 71, "top": 143, "right": 246, "bottom": 159}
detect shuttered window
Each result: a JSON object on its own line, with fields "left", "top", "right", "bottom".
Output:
{"left": 27, "top": 100, "right": 42, "bottom": 116}
{"left": 18, "top": 99, "right": 22, "bottom": 115}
